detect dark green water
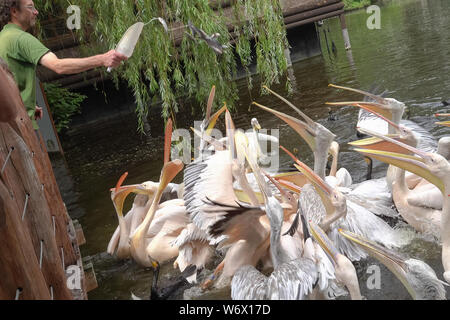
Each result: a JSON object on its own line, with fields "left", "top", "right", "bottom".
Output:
{"left": 56, "top": 0, "right": 450, "bottom": 300}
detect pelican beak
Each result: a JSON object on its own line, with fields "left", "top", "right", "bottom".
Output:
{"left": 327, "top": 84, "right": 394, "bottom": 120}
{"left": 206, "top": 104, "right": 227, "bottom": 134}
{"left": 435, "top": 113, "right": 450, "bottom": 117}
{"left": 158, "top": 159, "right": 184, "bottom": 194}
{"left": 111, "top": 172, "right": 148, "bottom": 217}
{"left": 205, "top": 86, "right": 216, "bottom": 121}
{"left": 274, "top": 171, "right": 308, "bottom": 189}
{"left": 234, "top": 130, "right": 249, "bottom": 165}
{"left": 349, "top": 117, "right": 412, "bottom": 154}
{"left": 353, "top": 132, "right": 445, "bottom": 193}
{"left": 338, "top": 228, "right": 417, "bottom": 299}
{"left": 436, "top": 121, "right": 450, "bottom": 127}
{"left": 309, "top": 223, "right": 339, "bottom": 266}
{"left": 191, "top": 127, "right": 226, "bottom": 151}
{"left": 252, "top": 101, "right": 316, "bottom": 152}
{"left": 274, "top": 178, "right": 303, "bottom": 194}
{"left": 225, "top": 109, "right": 237, "bottom": 158}
{"left": 240, "top": 139, "right": 271, "bottom": 201}
{"left": 202, "top": 85, "right": 226, "bottom": 134}
{"left": 281, "top": 146, "right": 335, "bottom": 215}
{"left": 264, "top": 171, "right": 293, "bottom": 203}
{"left": 164, "top": 118, "right": 173, "bottom": 164}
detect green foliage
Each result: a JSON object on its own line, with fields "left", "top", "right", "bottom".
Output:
{"left": 343, "top": 0, "right": 372, "bottom": 10}
{"left": 43, "top": 83, "right": 87, "bottom": 132}
{"left": 34, "top": 0, "right": 290, "bottom": 133}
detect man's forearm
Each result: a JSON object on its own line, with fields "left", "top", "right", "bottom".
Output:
{"left": 52, "top": 55, "right": 105, "bottom": 75}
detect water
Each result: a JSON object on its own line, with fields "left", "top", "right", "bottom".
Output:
{"left": 55, "top": 0, "right": 450, "bottom": 300}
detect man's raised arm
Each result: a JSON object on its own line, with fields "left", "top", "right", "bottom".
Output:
{"left": 39, "top": 50, "right": 127, "bottom": 75}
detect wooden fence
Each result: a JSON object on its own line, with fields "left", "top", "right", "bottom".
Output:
{"left": 0, "top": 66, "right": 90, "bottom": 300}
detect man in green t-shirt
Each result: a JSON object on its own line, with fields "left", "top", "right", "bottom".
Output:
{"left": 0, "top": 0, "right": 128, "bottom": 128}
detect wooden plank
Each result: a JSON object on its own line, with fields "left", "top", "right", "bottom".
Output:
{"left": 9, "top": 106, "right": 79, "bottom": 270}
{"left": 0, "top": 166, "right": 51, "bottom": 299}
{"left": 73, "top": 220, "right": 86, "bottom": 246}
{"left": 0, "top": 124, "right": 74, "bottom": 300}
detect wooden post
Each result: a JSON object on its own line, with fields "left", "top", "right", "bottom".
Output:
{"left": 339, "top": 14, "right": 352, "bottom": 50}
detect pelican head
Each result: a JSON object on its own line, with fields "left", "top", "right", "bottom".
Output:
{"left": 349, "top": 116, "right": 419, "bottom": 153}
{"left": 309, "top": 223, "right": 362, "bottom": 300}
{"left": 353, "top": 129, "right": 447, "bottom": 193}
{"left": 438, "top": 137, "right": 450, "bottom": 160}
{"left": 338, "top": 229, "right": 447, "bottom": 300}
{"left": 281, "top": 146, "right": 347, "bottom": 230}
{"left": 327, "top": 84, "right": 406, "bottom": 125}
{"left": 329, "top": 141, "right": 339, "bottom": 159}
{"left": 253, "top": 87, "right": 335, "bottom": 178}
{"left": 254, "top": 87, "right": 336, "bottom": 153}
{"left": 251, "top": 118, "right": 262, "bottom": 131}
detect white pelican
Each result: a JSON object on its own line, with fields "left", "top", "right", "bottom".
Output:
{"left": 253, "top": 86, "right": 336, "bottom": 180}
{"left": 327, "top": 84, "right": 437, "bottom": 153}
{"left": 354, "top": 127, "right": 443, "bottom": 235}
{"left": 230, "top": 145, "right": 319, "bottom": 300}
{"left": 352, "top": 134, "right": 450, "bottom": 283}
{"left": 339, "top": 229, "right": 447, "bottom": 299}
{"left": 129, "top": 159, "right": 185, "bottom": 267}
{"left": 327, "top": 141, "right": 352, "bottom": 188}
{"left": 282, "top": 147, "right": 407, "bottom": 261}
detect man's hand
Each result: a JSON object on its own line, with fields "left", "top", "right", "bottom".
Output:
{"left": 34, "top": 106, "right": 43, "bottom": 120}
{"left": 103, "top": 50, "right": 128, "bottom": 68}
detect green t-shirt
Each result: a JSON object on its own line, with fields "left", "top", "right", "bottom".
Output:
{"left": 0, "top": 23, "right": 50, "bottom": 128}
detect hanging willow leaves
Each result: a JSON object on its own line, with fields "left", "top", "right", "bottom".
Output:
{"left": 34, "top": 0, "right": 291, "bottom": 133}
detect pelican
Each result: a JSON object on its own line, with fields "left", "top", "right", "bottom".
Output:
{"left": 327, "top": 84, "right": 437, "bottom": 153}
{"left": 200, "top": 133, "right": 302, "bottom": 289}
{"left": 326, "top": 141, "right": 352, "bottom": 188}
{"left": 282, "top": 147, "right": 407, "bottom": 261}
{"left": 128, "top": 159, "right": 184, "bottom": 268}
{"left": 175, "top": 109, "right": 259, "bottom": 284}
{"left": 339, "top": 229, "right": 447, "bottom": 299}
{"left": 230, "top": 143, "right": 319, "bottom": 300}
{"left": 352, "top": 133, "right": 450, "bottom": 283}
{"left": 107, "top": 119, "right": 184, "bottom": 259}
{"left": 354, "top": 127, "right": 444, "bottom": 235}
{"left": 249, "top": 118, "right": 279, "bottom": 167}
{"left": 309, "top": 223, "right": 362, "bottom": 300}
{"left": 253, "top": 86, "right": 336, "bottom": 180}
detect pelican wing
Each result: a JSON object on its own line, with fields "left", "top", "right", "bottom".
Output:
{"left": 329, "top": 201, "right": 408, "bottom": 261}
{"left": 267, "top": 258, "right": 318, "bottom": 300}
{"left": 298, "top": 184, "right": 326, "bottom": 225}
{"left": 205, "top": 199, "right": 267, "bottom": 248}
{"left": 345, "top": 178, "right": 399, "bottom": 218}
{"left": 146, "top": 205, "right": 189, "bottom": 238}
{"left": 231, "top": 265, "right": 267, "bottom": 300}
{"left": 183, "top": 151, "right": 237, "bottom": 233}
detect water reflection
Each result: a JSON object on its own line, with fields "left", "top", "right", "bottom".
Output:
{"left": 57, "top": 0, "right": 450, "bottom": 300}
